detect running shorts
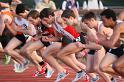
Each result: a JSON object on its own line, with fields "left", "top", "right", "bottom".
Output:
{"left": 108, "top": 44, "right": 124, "bottom": 58}
{"left": 62, "top": 32, "right": 86, "bottom": 46}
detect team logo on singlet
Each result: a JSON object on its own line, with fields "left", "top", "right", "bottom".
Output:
{"left": 14, "top": 17, "right": 29, "bottom": 29}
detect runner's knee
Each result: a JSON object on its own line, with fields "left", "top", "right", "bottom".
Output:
{"left": 99, "top": 63, "right": 107, "bottom": 72}
{"left": 4, "top": 47, "right": 11, "bottom": 54}
{"left": 93, "top": 65, "right": 99, "bottom": 72}
{"left": 113, "top": 62, "right": 120, "bottom": 72}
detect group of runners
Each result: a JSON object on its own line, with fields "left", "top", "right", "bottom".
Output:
{"left": 0, "top": 0, "right": 124, "bottom": 82}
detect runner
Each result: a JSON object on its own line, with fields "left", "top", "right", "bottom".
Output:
{"left": 22, "top": 10, "right": 54, "bottom": 78}
{"left": 4, "top": 3, "right": 32, "bottom": 72}
{"left": 0, "top": 2, "right": 16, "bottom": 64}
{"left": 95, "top": 9, "right": 124, "bottom": 77}
{"left": 81, "top": 11, "right": 113, "bottom": 82}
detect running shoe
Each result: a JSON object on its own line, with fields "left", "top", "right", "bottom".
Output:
{"left": 90, "top": 75, "right": 100, "bottom": 82}
{"left": 84, "top": 74, "right": 90, "bottom": 82}
{"left": 111, "top": 77, "right": 117, "bottom": 82}
{"left": 45, "top": 70, "right": 54, "bottom": 78}
{"left": 13, "top": 61, "right": 23, "bottom": 73}
{"left": 32, "top": 62, "right": 47, "bottom": 77}
{"left": 54, "top": 71, "right": 69, "bottom": 82}
{"left": 3, "top": 54, "right": 11, "bottom": 65}
{"left": 72, "top": 70, "right": 86, "bottom": 82}
{"left": 32, "top": 67, "right": 47, "bottom": 77}
{"left": 20, "top": 59, "right": 30, "bottom": 71}
{"left": 14, "top": 59, "right": 29, "bottom": 73}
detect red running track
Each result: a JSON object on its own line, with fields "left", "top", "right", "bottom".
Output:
{"left": 0, "top": 65, "right": 123, "bottom": 82}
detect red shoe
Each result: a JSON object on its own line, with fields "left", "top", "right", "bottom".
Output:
{"left": 41, "top": 62, "right": 47, "bottom": 68}
{"left": 32, "top": 67, "right": 47, "bottom": 77}
{"left": 32, "top": 71, "right": 41, "bottom": 77}
{"left": 84, "top": 75, "right": 89, "bottom": 82}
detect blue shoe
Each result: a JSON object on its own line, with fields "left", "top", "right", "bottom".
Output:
{"left": 90, "top": 75, "right": 100, "bottom": 82}
{"left": 13, "top": 59, "right": 29, "bottom": 73}
{"left": 54, "top": 71, "right": 69, "bottom": 82}
{"left": 45, "top": 70, "right": 54, "bottom": 78}
{"left": 72, "top": 71, "right": 86, "bottom": 82}
{"left": 13, "top": 60, "right": 23, "bottom": 73}
{"left": 111, "top": 77, "right": 117, "bottom": 82}
{"left": 19, "top": 59, "right": 30, "bottom": 72}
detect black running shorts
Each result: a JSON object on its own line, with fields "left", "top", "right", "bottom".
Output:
{"left": 62, "top": 32, "right": 86, "bottom": 46}
{"left": 15, "top": 34, "right": 27, "bottom": 46}
{"left": 108, "top": 44, "right": 124, "bottom": 58}
{"left": 88, "top": 50, "right": 96, "bottom": 55}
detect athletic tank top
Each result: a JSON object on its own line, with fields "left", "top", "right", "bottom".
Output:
{"left": 63, "top": 25, "right": 80, "bottom": 38}
{"left": 1, "top": 11, "right": 13, "bottom": 27}
{"left": 42, "top": 27, "right": 55, "bottom": 37}
{"left": 14, "top": 17, "right": 29, "bottom": 34}
{"left": 53, "top": 20, "right": 76, "bottom": 40}
{"left": 1, "top": 11, "right": 14, "bottom": 37}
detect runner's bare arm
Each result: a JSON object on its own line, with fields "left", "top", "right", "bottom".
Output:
{"left": 98, "top": 23, "right": 124, "bottom": 48}
{"left": 4, "top": 19, "right": 17, "bottom": 35}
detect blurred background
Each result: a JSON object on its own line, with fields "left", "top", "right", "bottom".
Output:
{"left": 0, "top": 0, "right": 124, "bottom": 9}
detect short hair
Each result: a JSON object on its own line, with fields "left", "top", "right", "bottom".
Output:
{"left": 100, "top": 9, "right": 117, "bottom": 21}
{"left": 27, "top": 10, "right": 39, "bottom": 19}
{"left": 61, "top": 9, "right": 76, "bottom": 18}
{"left": 39, "top": 8, "right": 55, "bottom": 19}
{"left": 16, "top": 3, "right": 29, "bottom": 15}
{"left": 82, "top": 11, "right": 96, "bottom": 21}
